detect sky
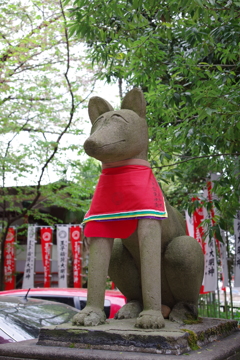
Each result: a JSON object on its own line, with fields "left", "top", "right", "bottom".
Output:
{"left": 0, "top": 0, "right": 124, "bottom": 188}
{"left": 3, "top": 80, "right": 121, "bottom": 187}
{"left": 51, "top": 80, "right": 121, "bottom": 184}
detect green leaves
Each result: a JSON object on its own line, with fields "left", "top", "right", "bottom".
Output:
{"left": 64, "top": 0, "right": 240, "bottom": 238}
{"left": 0, "top": 1, "right": 102, "bottom": 241}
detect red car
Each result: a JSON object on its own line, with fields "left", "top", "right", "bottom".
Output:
{"left": 0, "top": 288, "right": 126, "bottom": 319}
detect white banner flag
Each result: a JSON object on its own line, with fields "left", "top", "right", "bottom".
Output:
{"left": 207, "top": 175, "right": 229, "bottom": 289}
{"left": 219, "top": 230, "right": 229, "bottom": 288}
{"left": 57, "top": 225, "right": 69, "bottom": 288}
{"left": 22, "top": 226, "right": 36, "bottom": 289}
{"left": 202, "top": 191, "right": 218, "bottom": 292}
{"left": 185, "top": 210, "right": 194, "bottom": 238}
{"left": 234, "top": 210, "right": 240, "bottom": 288}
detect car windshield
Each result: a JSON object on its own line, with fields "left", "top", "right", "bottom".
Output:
{"left": 0, "top": 317, "right": 35, "bottom": 342}
{"left": 0, "top": 296, "right": 78, "bottom": 343}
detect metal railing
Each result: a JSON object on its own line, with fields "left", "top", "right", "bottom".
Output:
{"left": 198, "top": 291, "right": 240, "bottom": 327}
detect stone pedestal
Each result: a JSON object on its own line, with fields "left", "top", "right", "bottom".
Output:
{"left": 37, "top": 318, "right": 238, "bottom": 355}
{"left": 0, "top": 318, "right": 239, "bottom": 360}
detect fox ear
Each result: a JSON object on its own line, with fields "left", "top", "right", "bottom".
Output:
{"left": 88, "top": 97, "right": 114, "bottom": 123}
{"left": 121, "top": 88, "right": 146, "bottom": 118}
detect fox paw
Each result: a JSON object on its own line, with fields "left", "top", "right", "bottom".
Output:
{"left": 72, "top": 306, "right": 106, "bottom": 326}
{"left": 115, "top": 301, "right": 142, "bottom": 319}
{"left": 135, "top": 310, "right": 165, "bottom": 329}
{"left": 169, "top": 301, "right": 198, "bottom": 324}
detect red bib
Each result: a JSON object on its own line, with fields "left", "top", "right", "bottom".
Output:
{"left": 83, "top": 165, "right": 168, "bottom": 239}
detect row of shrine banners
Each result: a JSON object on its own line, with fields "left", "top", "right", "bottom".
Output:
{"left": 3, "top": 225, "right": 82, "bottom": 290}
{"left": 4, "top": 205, "right": 240, "bottom": 292}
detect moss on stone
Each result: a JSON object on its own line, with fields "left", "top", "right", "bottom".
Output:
{"left": 181, "top": 329, "right": 200, "bottom": 350}
{"left": 204, "top": 320, "right": 237, "bottom": 338}
{"left": 181, "top": 319, "right": 237, "bottom": 351}
{"left": 183, "top": 316, "right": 203, "bottom": 325}
{"left": 198, "top": 331, "right": 205, "bottom": 342}
{"left": 68, "top": 329, "right": 88, "bottom": 334}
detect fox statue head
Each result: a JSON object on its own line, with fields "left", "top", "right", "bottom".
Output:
{"left": 84, "top": 88, "right": 149, "bottom": 163}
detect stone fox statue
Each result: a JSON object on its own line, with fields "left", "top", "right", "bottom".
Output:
{"left": 72, "top": 88, "right": 204, "bottom": 329}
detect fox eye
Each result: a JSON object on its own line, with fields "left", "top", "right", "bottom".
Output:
{"left": 111, "top": 114, "right": 128, "bottom": 123}
{"left": 93, "top": 115, "right": 104, "bottom": 126}
{"left": 90, "top": 116, "right": 105, "bottom": 134}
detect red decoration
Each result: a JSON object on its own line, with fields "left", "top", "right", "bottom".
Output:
{"left": 70, "top": 226, "right": 82, "bottom": 288}
{"left": 192, "top": 197, "right": 205, "bottom": 255}
{"left": 40, "top": 227, "right": 52, "bottom": 287}
{"left": 191, "top": 198, "right": 207, "bottom": 294}
{"left": 4, "top": 227, "right": 15, "bottom": 290}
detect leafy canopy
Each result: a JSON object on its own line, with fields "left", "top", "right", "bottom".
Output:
{"left": 65, "top": 0, "right": 240, "bottom": 235}
{"left": 0, "top": 0, "right": 101, "bottom": 289}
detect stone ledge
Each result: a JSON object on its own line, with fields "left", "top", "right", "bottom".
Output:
{"left": 37, "top": 317, "right": 238, "bottom": 355}
{"left": 0, "top": 330, "right": 240, "bottom": 360}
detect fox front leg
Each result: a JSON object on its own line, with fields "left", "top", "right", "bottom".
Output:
{"left": 135, "top": 219, "right": 165, "bottom": 329}
{"left": 72, "top": 237, "right": 113, "bottom": 326}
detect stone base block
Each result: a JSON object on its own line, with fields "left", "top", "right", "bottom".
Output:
{"left": 37, "top": 317, "right": 238, "bottom": 355}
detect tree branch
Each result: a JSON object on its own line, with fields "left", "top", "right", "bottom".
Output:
{"left": 1, "top": 2, "right": 97, "bottom": 229}
{"left": 0, "top": 14, "right": 62, "bottom": 65}
{"left": 153, "top": 153, "right": 240, "bottom": 169}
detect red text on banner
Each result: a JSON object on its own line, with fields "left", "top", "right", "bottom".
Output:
{"left": 70, "top": 226, "right": 82, "bottom": 288}
{"left": 4, "top": 227, "right": 15, "bottom": 290}
{"left": 40, "top": 227, "right": 53, "bottom": 288}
